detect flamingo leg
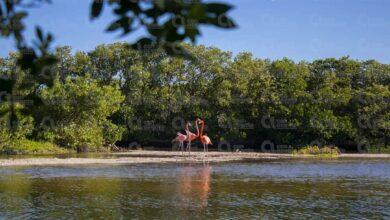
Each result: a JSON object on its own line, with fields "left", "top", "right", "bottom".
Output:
{"left": 187, "top": 141, "right": 191, "bottom": 156}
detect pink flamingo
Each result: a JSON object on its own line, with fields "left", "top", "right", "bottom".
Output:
{"left": 172, "top": 132, "right": 187, "bottom": 153}
{"left": 185, "top": 121, "right": 199, "bottom": 155}
{"left": 197, "top": 119, "right": 212, "bottom": 155}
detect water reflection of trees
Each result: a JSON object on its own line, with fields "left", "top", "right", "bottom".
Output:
{"left": 0, "top": 175, "right": 32, "bottom": 216}
{"left": 0, "top": 176, "right": 124, "bottom": 219}
{"left": 177, "top": 162, "right": 212, "bottom": 210}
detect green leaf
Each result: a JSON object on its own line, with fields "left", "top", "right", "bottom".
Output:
{"left": 13, "top": 12, "right": 28, "bottom": 20}
{"left": 210, "top": 15, "right": 237, "bottom": 29}
{"left": 36, "top": 27, "right": 44, "bottom": 42}
{"left": 91, "top": 0, "right": 104, "bottom": 19}
{"left": 147, "top": 24, "right": 162, "bottom": 37}
{"left": 205, "top": 3, "right": 233, "bottom": 14}
{"left": 155, "top": 0, "right": 165, "bottom": 10}
{"left": 106, "top": 20, "right": 121, "bottom": 32}
{"left": 189, "top": 4, "right": 206, "bottom": 19}
{"left": 185, "top": 27, "right": 200, "bottom": 43}
{"left": 47, "top": 33, "right": 53, "bottom": 43}
{"left": 106, "top": 17, "right": 133, "bottom": 35}
{"left": 166, "top": 28, "right": 185, "bottom": 42}
{"left": 144, "top": 8, "right": 164, "bottom": 17}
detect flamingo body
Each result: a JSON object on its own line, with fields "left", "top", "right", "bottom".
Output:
{"left": 200, "top": 135, "right": 212, "bottom": 145}
{"left": 175, "top": 132, "right": 187, "bottom": 142}
{"left": 187, "top": 131, "right": 197, "bottom": 142}
{"left": 172, "top": 132, "right": 187, "bottom": 152}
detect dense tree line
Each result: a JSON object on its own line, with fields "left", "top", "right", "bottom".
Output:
{"left": 0, "top": 43, "right": 389, "bottom": 153}
{"left": 0, "top": 0, "right": 236, "bottom": 154}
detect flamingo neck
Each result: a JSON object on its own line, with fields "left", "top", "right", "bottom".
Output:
{"left": 185, "top": 122, "right": 189, "bottom": 131}
{"left": 195, "top": 121, "right": 199, "bottom": 137}
{"left": 200, "top": 121, "right": 205, "bottom": 137}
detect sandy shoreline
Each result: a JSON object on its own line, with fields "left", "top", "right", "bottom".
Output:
{"left": 0, "top": 151, "right": 389, "bottom": 167}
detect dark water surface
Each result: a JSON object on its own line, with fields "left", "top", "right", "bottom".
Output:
{"left": 0, "top": 159, "right": 389, "bottom": 219}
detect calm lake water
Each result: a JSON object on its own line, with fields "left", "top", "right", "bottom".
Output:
{"left": 0, "top": 159, "right": 389, "bottom": 219}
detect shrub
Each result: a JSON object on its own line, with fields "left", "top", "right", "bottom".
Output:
{"left": 366, "top": 146, "right": 390, "bottom": 154}
{"left": 0, "top": 113, "right": 35, "bottom": 151}
{"left": 0, "top": 139, "right": 69, "bottom": 155}
{"left": 55, "top": 122, "right": 104, "bottom": 152}
{"left": 0, "top": 114, "right": 34, "bottom": 141}
{"left": 293, "top": 145, "right": 341, "bottom": 157}
{"left": 102, "top": 122, "right": 125, "bottom": 146}
{"left": 39, "top": 76, "right": 124, "bottom": 151}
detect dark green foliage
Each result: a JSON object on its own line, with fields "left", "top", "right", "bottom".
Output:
{"left": 1, "top": 44, "right": 389, "bottom": 152}
{"left": 38, "top": 76, "right": 124, "bottom": 151}
{"left": 0, "top": 1, "right": 235, "bottom": 149}
{"left": 90, "top": 0, "right": 236, "bottom": 57}
{"left": 0, "top": 0, "right": 235, "bottom": 154}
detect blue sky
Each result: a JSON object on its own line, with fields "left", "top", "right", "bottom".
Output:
{"left": 1, "top": 0, "right": 390, "bottom": 62}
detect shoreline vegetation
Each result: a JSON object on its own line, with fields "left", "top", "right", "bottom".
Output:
{"left": 1, "top": 143, "right": 389, "bottom": 156}
{"left": 1, "top": 44, "right": 389, "bottom": 154}
{"left": 0, "top": 140, "right": 72, "bottom": 155}
{"left": 292, "top": 145, "right": 341, "bottom": 158}
{"left": 0, "top": 150, "right": 389, "bottom": 167}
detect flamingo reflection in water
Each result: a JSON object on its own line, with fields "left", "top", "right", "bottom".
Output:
{"left": 177, "top": 162, "right": 212, "bottom": 210}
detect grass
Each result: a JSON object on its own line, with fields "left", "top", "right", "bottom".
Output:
{"left": 366, "top": 146, "right": 390, "bottom": 154}
{"left": 0, "top": 139, "right": 71, "bottom": 155}
{"left": 293, "top": 145, "right": 341, "bottom": 158}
